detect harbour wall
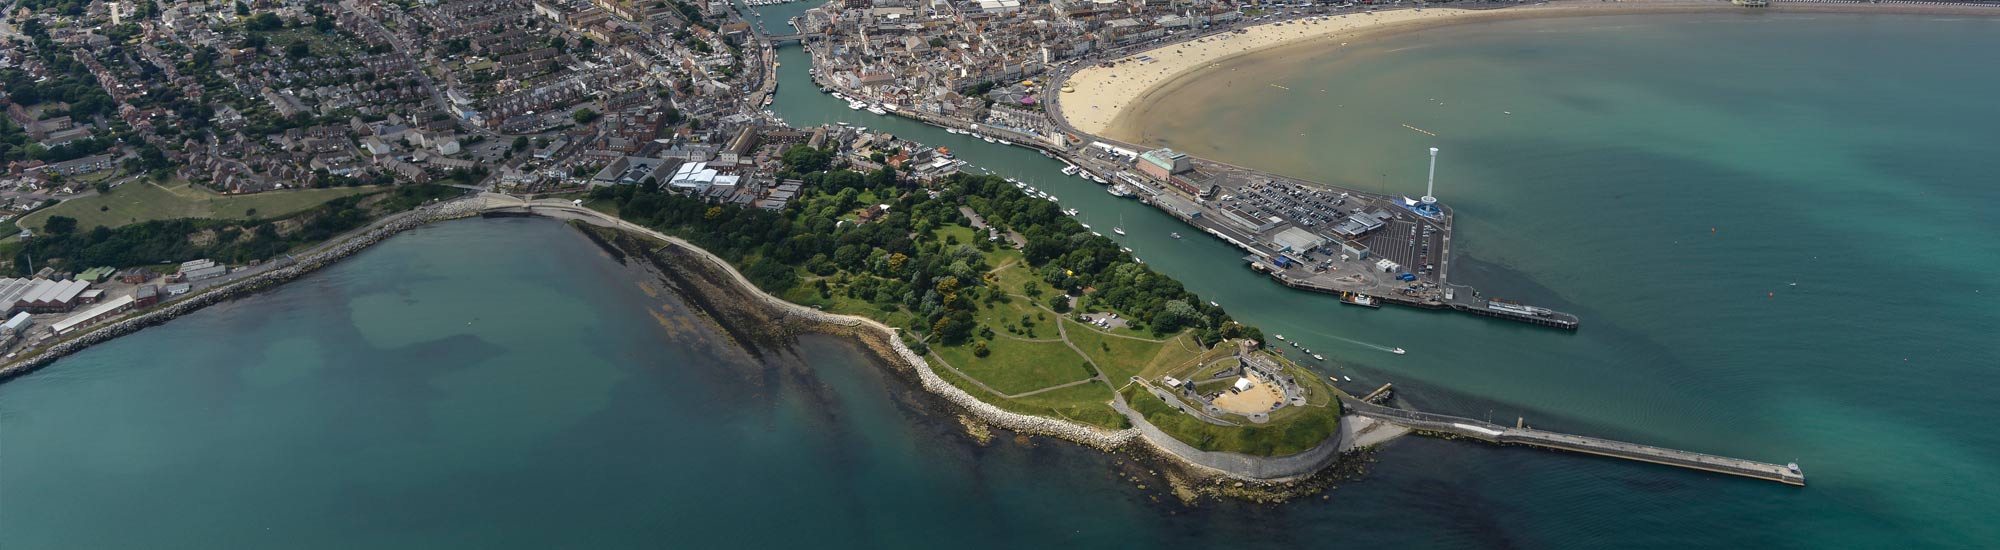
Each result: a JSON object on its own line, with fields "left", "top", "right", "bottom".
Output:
{"left": 0, "top": 200, "right": 486, "bottom": 381}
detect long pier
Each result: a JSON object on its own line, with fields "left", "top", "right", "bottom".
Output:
{"left": 1342, "top": 398, "right": 1804, "bottom": 486}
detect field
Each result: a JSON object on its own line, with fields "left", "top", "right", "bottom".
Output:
{"left": 15, "top": 181, "right": 381, "bottom": 232}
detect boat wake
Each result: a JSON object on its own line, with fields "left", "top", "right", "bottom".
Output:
{"left": 1325, "top": 334, "right": 1404, "bottom": 355}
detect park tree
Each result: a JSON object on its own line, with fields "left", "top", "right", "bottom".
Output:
{"left": 1047, "top": 293, "right": 1070, "bottom": 314}
{"left": 43, "top": 216, "right": 78, "bottom": 235}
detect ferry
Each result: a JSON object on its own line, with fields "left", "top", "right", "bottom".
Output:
{"left": 1338, "top": 292, "right": 1382, "bottom": 309}
{"left": 1391, "top": 348, "right": 1406, "bottom": 355}
{"left": 1061, "top": 165, "right": 1081, "bottom": 176}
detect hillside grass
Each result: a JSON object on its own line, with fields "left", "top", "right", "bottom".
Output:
{"left": 16, "top": 181, "right": 380, "bottom": 232}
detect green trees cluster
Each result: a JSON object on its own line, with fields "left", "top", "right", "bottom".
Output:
{"left": 587, "top": 159, "right": 1248, "bottom": 345}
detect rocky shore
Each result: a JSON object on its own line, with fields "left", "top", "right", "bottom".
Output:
{"left": 584, "top": 220, "right": 1370, "bottom": 503}
{"left": 0, "top": 199, "right": 485, "bottom": 381}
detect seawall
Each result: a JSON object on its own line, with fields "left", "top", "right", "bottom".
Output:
{"left": 0, "top": 199, "right": 486, "bottom": 381}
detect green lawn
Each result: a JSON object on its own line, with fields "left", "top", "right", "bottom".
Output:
{"left": 1122, "top": 384, "right": 1341, "bottom": 456}
{"left": 932, "top": 334, "right": 1094, "bottom": 395}
{"left": 935, "top": 367, "right": 1127, "bottom": 430}
{"left": 1064, "top": 318, "right": 1204, "bottom": 382}
{"left": 16, "top": 181, "right": 381, "bottom": 232}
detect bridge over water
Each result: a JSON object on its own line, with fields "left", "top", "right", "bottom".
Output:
{"left": 1342, "top": 397, "right": 1805, "bottom": 486}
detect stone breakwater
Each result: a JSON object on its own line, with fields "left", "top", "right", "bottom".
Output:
{"left": 0, "top": 199, "right": 485, "bottom": 381}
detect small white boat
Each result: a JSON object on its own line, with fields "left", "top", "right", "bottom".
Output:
{"left": 1061, "top": 165, "right": 1080, "bottom": 176}
{"left": 1313, "top": 354, "right": 1325, "bottom": 361}
{"left": 1171, "top": 232, "right": 1181, "bottom": 239}
{"left": 1275, "top": 334, "right": 1286, "bottom": 341}
{"left": 1290, "top": 342, "right": 1300, "bottom": 348}
{"left": 1391, "top": 348, "right": 1406, "bottom": 355}
{"left": 1063, "top": 208, "right": 1079, "bottom": 216}
{"left": 982, "top": 136, "right": 996, "bottom": 143}
{"left": 866, "top": 106, "right": 888, "bottom": 115}
{"left": 836, "top": 122, "right": 849, "bottom": 126}
{"left": 1014, "top": 181, "right": 1027, "bottom": 189}
{"left": 1112, "top": 227, "right": 1126, "bottom": 235}
{"left": 1208, "top": 301, "right": 1219, "bottom": 307}
{"left": 1092, "top": 231, "right": 1103, "bottom": 237}
{"left": 1343, "top": 376, "right": 1353, "bottom": 382}
{"left": 997, "top": 139, "right": 1012, "bottom": 146}
{"left": 1080, "top": 223, "right": 1092, "bottom": 229}
{"left": 847, "top": 100, "right": 866, "bottom": 110}
{"left": 1046, "top": 196, "right": 1059, "bottom": 203}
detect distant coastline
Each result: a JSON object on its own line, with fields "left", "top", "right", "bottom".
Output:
{"left": 1060, "top": 0, "right": 2000, "bottom": 143}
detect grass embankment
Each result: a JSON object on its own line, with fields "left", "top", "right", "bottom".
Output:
{"left": 16, "top": 181, "right": 380, "bottom": 232}
{"left": 1120, "top": 368, "right": 1341, "bottom": 457}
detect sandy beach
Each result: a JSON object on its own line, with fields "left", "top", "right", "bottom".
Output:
{"left": 1058, "top": 0, "right": 2000, "bottom": 141}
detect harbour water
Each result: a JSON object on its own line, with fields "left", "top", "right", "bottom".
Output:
{"left": 0, "top": 11, "right": 1994, "bottom": 549}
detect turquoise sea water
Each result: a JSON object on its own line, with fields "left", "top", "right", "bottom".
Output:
{"left": 2, "top": 11, "right": 1996, "bottom": 549}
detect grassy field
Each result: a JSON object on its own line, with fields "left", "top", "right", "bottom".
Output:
{"left": 1122, "top": 383, "right": 1340, "bottom": 456}
{"left": 934, "top": 367, "right": 1127, "bottom": 430}
{"left": 933, "top": 335, "right": 1095, "bottom": 395}
{"left": 1064, "top": 319, "right": 1204, "bottom": 382}
{"left": 16, "top": 181, "right": 381, "bottom": 232}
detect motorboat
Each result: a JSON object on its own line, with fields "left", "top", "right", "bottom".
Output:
{"left": 866, "top": 106, "right": 888, "bottom": 115}
{"left": 1061, "top": 165, "right": 1080, "bottom": 176}
{"left": 847, "top": 100, "right": 866, "bottom": 110}
{"left": 1171, "top": 232, "right": 1182, "bottom": 239}
{"left": 1275, "top": 334, "right": 1286, "bottom": 340}
{"left": 1313, "top": 354, "right": 1325, "bottom": 361}
{"left": 1391, "top": 348, "right": 1406, "bottom": 355}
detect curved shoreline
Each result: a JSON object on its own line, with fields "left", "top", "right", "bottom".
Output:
{"left": 1059, "top": 0, "right": 2000, "bottom": 142}
{"left": 0, "top": 193, "right": 1358, "bottom": 491}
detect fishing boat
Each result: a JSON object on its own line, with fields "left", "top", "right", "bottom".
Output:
{"left": 1391, "top": 348, "right": 1406, "bottom": 355}
{"left": 1171, "top": 232, "right": 1182, "bottom": 239}
{"left": 1107, "top": 183, "right": 1134, "bottom": 198}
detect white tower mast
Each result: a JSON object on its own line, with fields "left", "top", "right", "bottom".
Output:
{"left": 1420, "top": 147, "right": 1439, "bottom": 209}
